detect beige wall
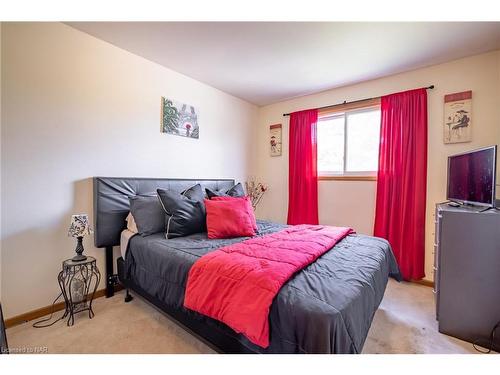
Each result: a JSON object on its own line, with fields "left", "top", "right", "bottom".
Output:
{"left": 0, "top": 22, "right": 258, "bottom": 318}
{"left": 255, "top": 50, "right": 500, "bottom": 282}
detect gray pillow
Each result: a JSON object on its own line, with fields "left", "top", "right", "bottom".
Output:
{"left": 128, "top": 195, "right": 165, "bottom": 236}
{"left": 157, "top": 184, "right": 206, "bottom": 239}
{"left": 181, "top": 183, "right": 205, "bottom": 203}
{"left": 205, "top": 182, "right": 245, "bottom": 199}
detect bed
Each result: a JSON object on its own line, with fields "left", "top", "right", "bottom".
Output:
{"left": 93, "top": 177, "right": 401, "bottom": 354}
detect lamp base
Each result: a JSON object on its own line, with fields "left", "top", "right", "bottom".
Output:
{"left": 71, "top": 254, "right": 88, "bottom": 262}
{"left": 73, "top": 236, "right": 87, "bottom": 262}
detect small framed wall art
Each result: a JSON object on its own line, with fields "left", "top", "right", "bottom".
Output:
{"left": 444, "top": 91, "right": 472, "bottom": 144}
{"left": 161, "top": 97, "right": 199, "bottom": 139}
{"left": 270, "top": 123, "right": 282, "bottom": 156}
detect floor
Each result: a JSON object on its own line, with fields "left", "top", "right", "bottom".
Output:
{"left": 6, "top": 280, "right": 485, "bottom": 354}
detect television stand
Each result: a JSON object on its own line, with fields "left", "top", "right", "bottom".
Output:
{"left": 477, "top": 206, "right": 495, "bottom": 213}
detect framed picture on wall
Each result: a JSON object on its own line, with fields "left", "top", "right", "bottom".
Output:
{"left": 444, "top": 91, "right": 472, "bottom": 144}
{"left": 270, "top": 123, "right": 282, "bottom": 156}
{"left": 161, "top": 97, "right": 199, "bottom": 139}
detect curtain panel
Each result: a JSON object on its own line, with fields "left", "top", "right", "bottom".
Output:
{"left": 287, "top": 109, "right": 319, "bottom": 225}
{"left": 374, "top": 88, "right": 428, "bottom": 280}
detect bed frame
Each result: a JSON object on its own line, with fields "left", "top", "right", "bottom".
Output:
{"left": 93, "top": 177, "right": 255, "bottom": 353}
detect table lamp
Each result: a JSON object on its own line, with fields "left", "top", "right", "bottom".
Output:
{"left": 68, "top": 214, "right": 91, "bottom": 262}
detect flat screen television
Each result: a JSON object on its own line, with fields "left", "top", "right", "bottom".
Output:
{"left": 447, "top": 145, "right": 497, "bottom": 207}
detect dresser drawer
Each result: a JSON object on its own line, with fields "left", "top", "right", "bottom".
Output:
{"left": 433, "top": 266, "right": 440, "bottom": 320}
{"left": 434, "top": 212, "right": 442, "bottom": 244}
{"left": 433, "top": 243, "right": 439, "bottom": 269}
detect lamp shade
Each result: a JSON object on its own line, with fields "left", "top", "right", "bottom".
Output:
{"left": 68, "top": 214, "right": 91, "bottom": 238}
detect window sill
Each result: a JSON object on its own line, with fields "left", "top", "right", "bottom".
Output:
{"left": 318, "top": 175, "right": 377, "bottom": 181}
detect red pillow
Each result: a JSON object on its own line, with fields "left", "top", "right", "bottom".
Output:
{"left": 211, "top": 195, "right": 257, "bottom": 231}
{"left": 205, "top": 198, "right": 256, "bottom": 239}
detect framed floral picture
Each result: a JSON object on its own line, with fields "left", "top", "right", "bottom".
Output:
{"left": 270, "top": 123, "right": 282, "bottom": 156}
{"left": 444, "top": 91, "right": 472, "bottom": 144}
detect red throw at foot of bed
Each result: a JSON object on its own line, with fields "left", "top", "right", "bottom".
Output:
{"left": 183, "top": 225, "right": 354, "bottom": 348}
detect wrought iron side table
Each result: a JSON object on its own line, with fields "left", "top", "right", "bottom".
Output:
{"left": 58, "top": 256, "right": 101, "bottom": 326}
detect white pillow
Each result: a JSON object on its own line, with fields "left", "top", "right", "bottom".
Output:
{"left": 126, "top": 212, "right": 138, "bottom": 233}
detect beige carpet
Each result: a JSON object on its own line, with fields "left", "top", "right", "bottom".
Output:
{"left": 6, "top": 280, "right": 484, "bottom": 354}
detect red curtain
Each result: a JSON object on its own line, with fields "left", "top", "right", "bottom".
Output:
{"left": 287, "top": 109, "right": 319, "bottom": 225}
{"left": 374, "top": 88, "right": 427, "bottom": 281}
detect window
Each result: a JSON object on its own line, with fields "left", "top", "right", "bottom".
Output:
{"left": 317, "top": 105, "right": 381, "bottom": 179}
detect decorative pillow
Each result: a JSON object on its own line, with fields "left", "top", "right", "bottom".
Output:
{"left": 129, "top": 195, "right": 165, "bottom": 236}
{"left": 211, "top": 196, "right": 257, "bottom": 231}
{"left": 125, "top": 212, "right": 138, "bottom": 233}
{"left": 205, "top": 198, "right": 256, "bottom": 239}
{"left": 181, "top": 183, "right": 205, "bottom": 203}
{"left": 206, "top": 182, "right": 245, "bottom": 199}
{"left": 157, "top": 184, "right": 206, "bottom": 239}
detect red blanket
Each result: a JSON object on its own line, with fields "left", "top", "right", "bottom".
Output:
{"left": 183, "top": 225, "right": 354, "bottom": 348}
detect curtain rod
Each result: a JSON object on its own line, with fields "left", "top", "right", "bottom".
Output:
{"left": 282, "top": 85, "right": 434, "bottom": 117}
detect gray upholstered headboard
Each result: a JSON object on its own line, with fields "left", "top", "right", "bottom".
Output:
{"left": 93, "top": 177, "right": 235, "bottom": 248}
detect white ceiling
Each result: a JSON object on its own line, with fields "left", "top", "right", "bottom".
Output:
{"left": 67, "top": 22, "right": 500, "bottom": 106}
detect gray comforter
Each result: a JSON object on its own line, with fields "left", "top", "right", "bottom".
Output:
{"left": 124, "top": 220, "right": 401, "bottom": 353}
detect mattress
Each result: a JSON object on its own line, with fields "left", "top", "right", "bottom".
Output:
{"left": 123, "top": 220, "right": 401, "bottom": 353}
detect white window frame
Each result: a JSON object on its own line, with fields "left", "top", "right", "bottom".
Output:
{"left": 318, "top": 106, "right": 380, "bottom": 178}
